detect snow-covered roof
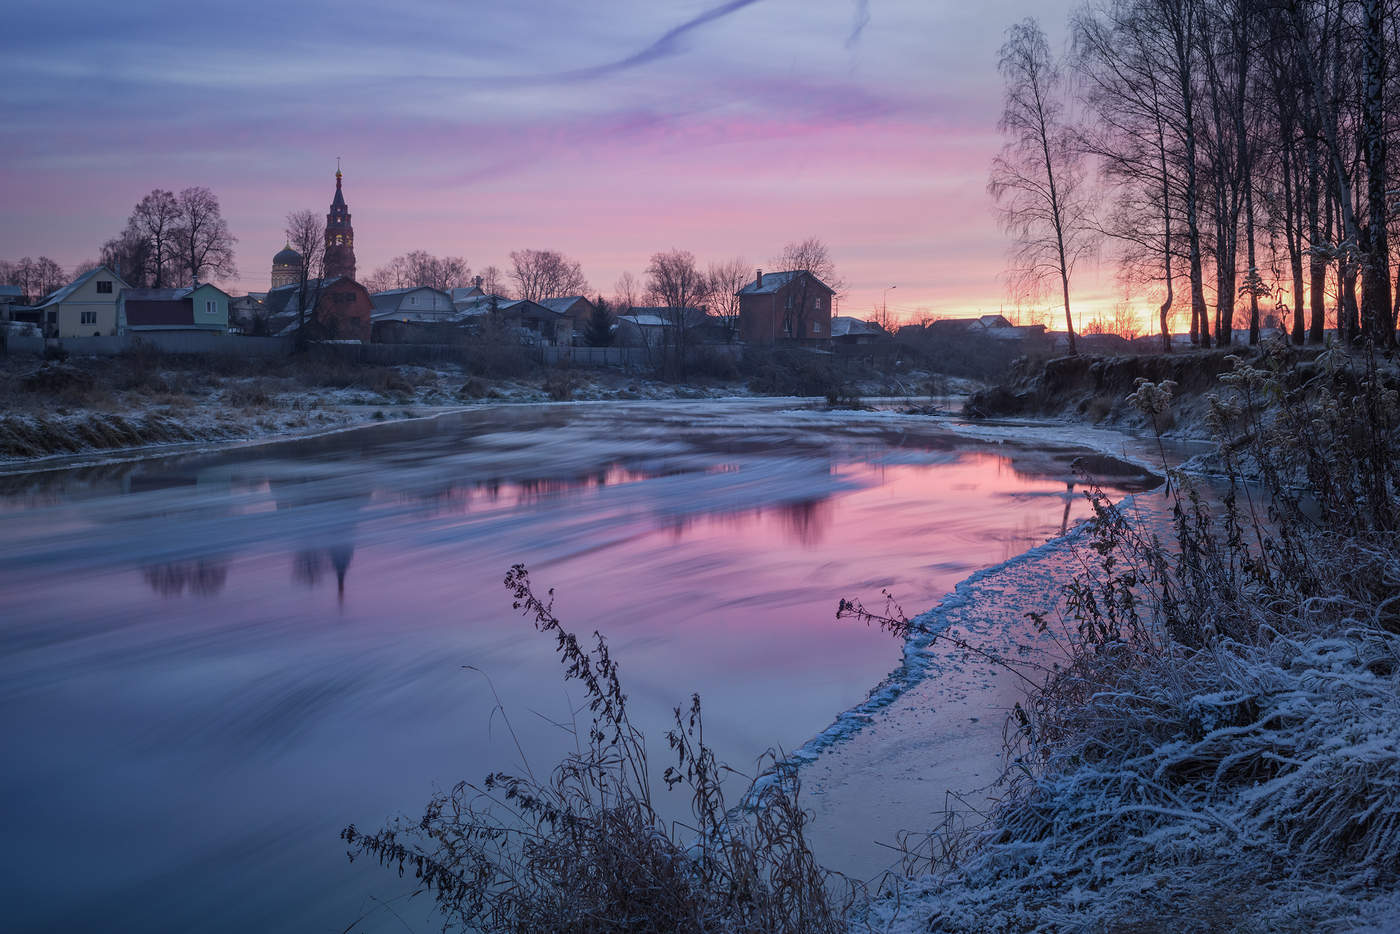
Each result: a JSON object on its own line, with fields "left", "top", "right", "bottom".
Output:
{"left": 32, "top": 265, "right": 128, "bottom": 308}
{"left": 370, "top": 286, "right": 452, "bottom": 315}
{"left": 738, "top": 270, "right": 833, "bottom": 296}
{"left": 829, "top": 316, "right": 885, "bottom": 338}
{"left": 617, "top": 314, "right": 668, "bottom": 328}
{"left": 0, "top": 285, "right": 23, "bottom": 299}
{"left": 538, "top": 296, "right": 592, "bottom": 314}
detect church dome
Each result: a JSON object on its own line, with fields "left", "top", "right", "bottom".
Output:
{"left": 273, "top": 244, "right": 303, "bottom": 267}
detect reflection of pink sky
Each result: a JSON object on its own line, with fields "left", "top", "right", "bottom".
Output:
{"left": 0, "top": 439, "right": 1123, "bottom": 930}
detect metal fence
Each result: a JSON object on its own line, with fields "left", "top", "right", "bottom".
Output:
{"left": 1, "top": 333, "right": 292, "bottom": 357}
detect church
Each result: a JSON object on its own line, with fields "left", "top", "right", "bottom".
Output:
{"left": 262, "top": 166, "right": 372, "bottom": 342}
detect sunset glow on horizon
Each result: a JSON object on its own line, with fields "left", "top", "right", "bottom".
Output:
{"left": 0, "top": 0, "right": 1157, "bottom": 326}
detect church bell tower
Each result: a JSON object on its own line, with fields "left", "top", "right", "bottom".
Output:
{"left": 324, "top": 161, "right": 356, "bottom": 280}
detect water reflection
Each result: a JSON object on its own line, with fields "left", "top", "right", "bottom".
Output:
{"left": 0, "top": 400, "right": 1171, "bottom": 934}
{"left": 142, "top": 558, "right": 230, "bottom": 597}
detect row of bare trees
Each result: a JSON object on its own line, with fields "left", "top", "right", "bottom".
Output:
{"left": 993, "top": 0, "right": 1400, "bottom": 351}
{"left": 101, "top": 188, "right": 237, "bottom": 289}
{"left": 0, "top": 257, "right": 68, "bottom": 302}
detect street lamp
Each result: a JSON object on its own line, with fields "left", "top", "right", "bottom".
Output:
{"left": 882, "top": 285, "right": 897, "bottom": 329}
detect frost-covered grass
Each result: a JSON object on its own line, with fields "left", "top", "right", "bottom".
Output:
{"left": 856, "top": 343, "right": 1400, "bottom": 932}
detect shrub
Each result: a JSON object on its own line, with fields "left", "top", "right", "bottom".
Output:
{"left": 343, "top": 566, "right": 851, "bottom": 933}
{"left": 850, "top": 342, "right": 1400, "bottom": 931}
{"left": 742, "top": 347, "right": 846, "bottom": 398}
{"left": 542, "top": 366, "right": 576, "bottom": 401}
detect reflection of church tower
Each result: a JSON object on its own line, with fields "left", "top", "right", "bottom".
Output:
{"left": 324, "top": 165, "right": 356, "bottom": 280}
{"left": 270, "top": 243, "right": 303, "bottom": 289}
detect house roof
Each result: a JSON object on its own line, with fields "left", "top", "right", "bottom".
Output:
{"left": 33, "top": 265, "right": 129, "bottom": 309}
{"left": 370, "top": 286, "right": 452, "bottom": 315}
{"left": 450, "top": 286, "right": 485, "bottom": 301}
{"left": 829, "top": 316, "right": 885, "bottom": 338}
{"left": 262, "top": 277, "right": 351, "bottom": 316}
{"left": 0, "top": 285, "right": 22, "bottom": 299}
{"left": 618, "top": 308, "right": 712, "bottom": 328}
{"left": 737, "top": 270, "right": 833, "bottom": 296}
{"left": 538, "top": 296, "right": 593, "bottom": 315}
{"left": 125, "top": 298, "right": 195, "bottom": 327}
{"left": 124, "top": 287, "right": 192, "bottom": 302}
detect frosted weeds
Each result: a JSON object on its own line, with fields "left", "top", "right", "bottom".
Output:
{"left": 863, "top": 623, "right": 1400, "bottom": 933}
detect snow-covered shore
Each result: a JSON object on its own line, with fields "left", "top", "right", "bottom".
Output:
{"left": 792, "top": 418, "right": 1186, "bottom": 883}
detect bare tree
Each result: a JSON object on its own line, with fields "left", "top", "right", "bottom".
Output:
{"left": 100, "top": 231, "right": 152, "bottom": 288}
{"left": 645, "top": 249, "right": 711, "bottom": 377}
{"left": 478, "top": 265, "right": 507, "bottom": 296}
{"left": 772, "top": 238, "right": 845, "bottom": 296}
{"left": 771, "top": 238, "right": 842, "bottom": 340}
{"left": 989, "top": 19, "right": 1096, "bottom": 354}
{"left": 613, "top": 271, "right": 641, "bottom": 311}
{"left": 285, "top": 209, "right": 327, "bottom": 348}
{"left": 706, "top": 257, "right": 749, "bottom": 341}
{"left": 365, "top": 251, "right": 471, "bottom": 292}
{"left": 1, "top": 256, "right": 67, "bottom": 301}
{"left": 509, "top": 249, "right": 589, "bottom": 302}
{"left": 1361, "top": 0, "right": 1392, "bottom": 344}
{"left": 104, "top": 189, "right": 180, "bottom": 287}
{"left": 171, "top": 187, "right": 237, "bottom": 285}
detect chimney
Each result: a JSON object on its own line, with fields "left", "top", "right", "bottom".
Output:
{"left": 474, "top": 275, "right": 483, "bottom": 289}
{"left": 755, "top": 268, "right": 763, "bottom": 288}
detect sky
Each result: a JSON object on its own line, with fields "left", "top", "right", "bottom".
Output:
{"left": 0, "top": 0, "right": 1119, "bottom": 325}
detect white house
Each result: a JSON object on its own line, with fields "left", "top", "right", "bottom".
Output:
{"left": 26, "top": 266, "right": 129, "bottom": 338}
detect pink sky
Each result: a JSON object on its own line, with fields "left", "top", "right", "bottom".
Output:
{"left": 0, "top": 0, "right": 1126, "bottom": 325}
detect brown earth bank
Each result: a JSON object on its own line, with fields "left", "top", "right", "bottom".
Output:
{"left": 960, "top": 342, "right": 1372, "bottom": 437}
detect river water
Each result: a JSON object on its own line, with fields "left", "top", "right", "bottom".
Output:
{"left": 0, "top": 399, "right": 1158, "bottom": 932}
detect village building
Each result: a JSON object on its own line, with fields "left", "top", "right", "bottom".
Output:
{"left": 614, "top": 307, "right": 720, "bottom": 348}
{"left": 263, "top": 277, "right": 373, "bottom": 342}
{"left": 0, "top": 284, "right": 23, "bottom": 319}
{"left": 737, "top": 269, "right": 834, "bottom": 343}
{"left": 370, "top": 286, "right": 456, "bottom": 321}
{"left": 117, "top": 283, "right": 231, "bottom": 335}
{"left": 19, "top": 265, "right": 129, "bottom": 338}
{"left": 829, "top": 316, "right": 889, "bottom": 346}
{"left": 369, "top": 286, "right": 459, "bottom": 343}
{"left": 450, "top": 282, "right": 486, "bottom": 306}
{"left": 270, "top": 244, "right": 303, "bottom": 289}
{"left": 228, "top": 294, "right": 267, "bottom": 334}
{"left": 455, "top": 294, "right": 572, "bottom": 346}
{"left": 323, "top": 166, "right": 356, "bottom": 280}
{"left": 538, "top": 296, "right": 596, "bottom": 334}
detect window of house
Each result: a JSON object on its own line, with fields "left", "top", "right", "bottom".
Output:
{"left": 81, "top": 311, "right": 97, "bottom": 324}
{"left": 205, "top": 300, "right": 216, "bottom": 315}
{"left": 812, "top": 321, "right": 821, "bottom": 335}
{"left": 96, "top": 281, "right": 113, "bottom": 294}
{"left": 46, "top": 311, "right": 56, "bottom": 324}
{"left": 410, "top": 296, "right": 416, "bottom": 305}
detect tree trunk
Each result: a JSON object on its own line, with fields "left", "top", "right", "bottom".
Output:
{"left": 1361, "top": 0, "right": 1392, "bottom": 345}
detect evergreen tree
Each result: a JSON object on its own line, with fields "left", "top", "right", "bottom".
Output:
{"left": 585, "top": 297, "right": 615, "bottom": 346}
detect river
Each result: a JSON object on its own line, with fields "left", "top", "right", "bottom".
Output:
{"left": 0, "top": 398, "right": 1160, "bottom": 932}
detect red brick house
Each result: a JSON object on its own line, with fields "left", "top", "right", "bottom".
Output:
{"left": 737, "top": 269, "right": 835, "bottom": 343}
{"left": 264, "top": 276, "right": 373, "bottom": 342}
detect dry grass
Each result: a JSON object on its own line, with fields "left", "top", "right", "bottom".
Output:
{"left": 342, "top": 566, "right": 852, "bottom": 933}
{"left": 849, "top": 341, "right": 1400, "bottom": 932}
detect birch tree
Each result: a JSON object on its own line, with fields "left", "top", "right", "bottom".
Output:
{"left": 989, "top": 18, "right": 1095, "bottom": 354}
